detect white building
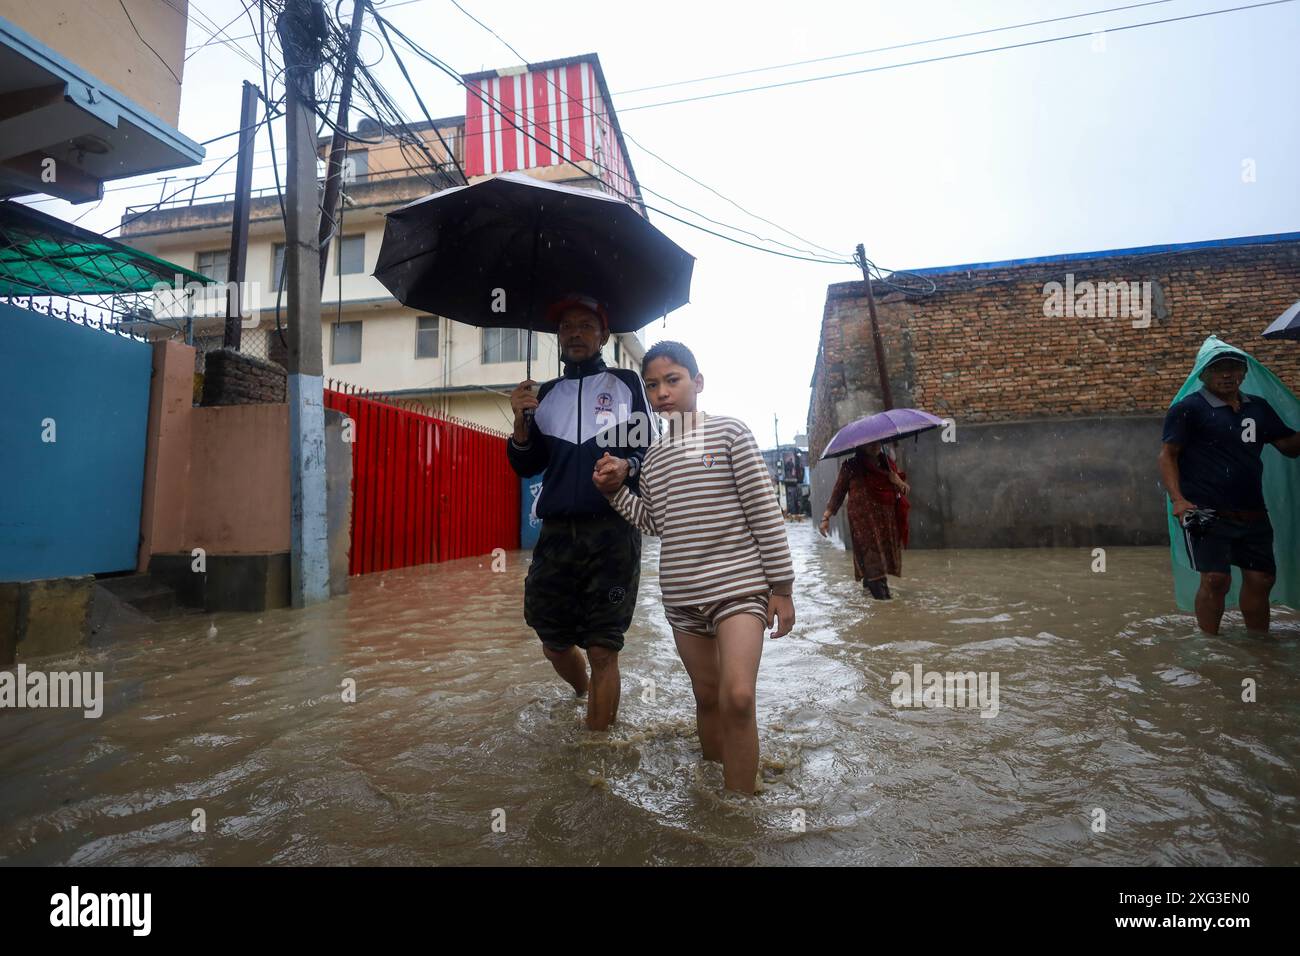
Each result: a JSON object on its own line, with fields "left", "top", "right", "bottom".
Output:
{"left": 118, "top": 54, "right": 648, "bottom": 430}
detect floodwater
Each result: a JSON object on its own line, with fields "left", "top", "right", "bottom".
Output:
{"left": 2, "top": 522, "right": 1298, "bottom": 866}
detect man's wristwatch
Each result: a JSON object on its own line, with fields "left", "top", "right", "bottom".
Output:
{"left": 625, "top": 456, "right": 640, "bottom": 480}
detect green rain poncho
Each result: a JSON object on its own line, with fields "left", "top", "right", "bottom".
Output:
{"left": 1165, "top": 335, "right": 1300, "bottom": 610}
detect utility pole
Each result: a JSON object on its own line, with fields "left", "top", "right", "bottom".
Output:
{"left": 224, "top": 80, "right": 259, "bottom": 349}
{"left": 318, "top": 0, "right": 366, "bottom": 289}
{"left": 279, "top": 0, "right": 330, "bottom": 607}
{"left": 855, "top": 242, "right": 895, "bottom": 411}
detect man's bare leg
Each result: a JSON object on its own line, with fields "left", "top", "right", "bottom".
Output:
{"left": 673, "top": 628, "right": 722, "bottom": 761}
{"left": 715, "top": 613, "right": 765, "bottom": 794}
{"left": 585, "top": 646, "right": 620, "bottom": 731}
{"left": 543, "top": 645, "right": 589, "bottom": 696}
{"left": 1195, "top": 571, "right": 1231, "bottom": 635}
{"left": 1240, "top": 569, "right": 1276, "bottom": 635}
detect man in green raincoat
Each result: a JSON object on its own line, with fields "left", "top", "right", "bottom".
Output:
{"left": 1158, "top": 336, "right": 1300, "bottom": 635}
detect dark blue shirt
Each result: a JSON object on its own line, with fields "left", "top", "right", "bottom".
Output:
{"left": 1162, "top": 389, "right": 1296, "bottom": 510}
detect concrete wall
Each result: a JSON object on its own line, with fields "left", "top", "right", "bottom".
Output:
{"left": 0, "top": 576, "right": 94, "bottom": 665}
{"left": 138, "top": 339, "right": 194, "bottom": 568}
{"left": 137, "top": 340, "right": 351, "bottom": 608}
{"left": 811, "top": 416, "right": 1168, "bottom": 550}
{"left": 188, "top": 404, "right": 291, "bottom": 554}
{"left": 0, "top": 0, "right": 188, "bottom": 126}
{"left": 902, "top": 416, "right": 1167, "bottom": 549}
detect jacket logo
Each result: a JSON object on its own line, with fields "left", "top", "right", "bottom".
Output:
{"left": 702, "top": 453, "right": 717, "bottom": 468}
{"left": 595, "top": 392, "right": 613, "bottom": 412}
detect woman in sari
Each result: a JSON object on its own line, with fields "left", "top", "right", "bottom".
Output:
{"left": 818, "top": 442, "right": 910, "bottom": 599}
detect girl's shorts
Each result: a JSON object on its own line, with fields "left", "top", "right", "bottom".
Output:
{"left": 664, "top": 593, "right": 769, "bottom": 637}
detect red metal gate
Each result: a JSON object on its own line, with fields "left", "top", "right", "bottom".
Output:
{"left": 325, "top": 382, "right": 520, "bottom": 575}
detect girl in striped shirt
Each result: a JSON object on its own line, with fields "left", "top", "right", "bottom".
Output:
{"left": 593, "top": 341, "right": 795, "bottom": 794}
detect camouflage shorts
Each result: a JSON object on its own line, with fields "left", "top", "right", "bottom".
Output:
{"left": 524, "top": 513, "right": 641, "bottom": 652}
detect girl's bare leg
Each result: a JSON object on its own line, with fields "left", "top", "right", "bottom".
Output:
{"left": 714, "top": 613, "right": 765, "bottom": 794}
{"left": 672, "top": 628, "right": 722, "bottom": 761}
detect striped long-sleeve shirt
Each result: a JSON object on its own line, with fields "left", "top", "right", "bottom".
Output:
{"left": 607, "top": 414, "right": 794, "bottom": 606}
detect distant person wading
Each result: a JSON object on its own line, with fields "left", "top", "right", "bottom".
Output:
{"left": 819, "top": 442, "right": 911, "bottom": 600}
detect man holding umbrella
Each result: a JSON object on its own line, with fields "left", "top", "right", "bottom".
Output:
{"left": 373, "top": 172, "right": 693, "bottom": 728}
{"left": 507, "top": 294, "right": 653, "bottom": 730}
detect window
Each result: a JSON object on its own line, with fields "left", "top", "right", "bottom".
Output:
{"left": 272, "top": 242, "right": 286, "bottom": 289}
{"left": 341, "top": 151, "right": 369, "bottom": 183}
{"left": 614, "top": 340, "right": 622, "bottom": 365}
{"left": 482, "top": 327, "right": 539, "bottom": 364}
{"left": 331, "top": 321, "right": 362, "bottom": 364}
{"left": 196, "top": 249, "right": 229, "bottom": 281}
{"left": 335, "top": 234, "right": 365, "bottom": 275}
{"left": 416, "top": 315, "right": 439, "bottom": 358}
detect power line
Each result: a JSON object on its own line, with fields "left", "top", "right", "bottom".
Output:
{"left": 103, "top": 94, "right": 285, "bottom": 237}
{"left": 621, "top": 0, "right": 1299, "bottom": 112}
{"left": 441, "top": 0, "right": 852, "bottom": 257}
{"left": 166, "top": 0, "right": 265, "bottom": 71}
{"left": 186, "top": 0, "right": 426, "bottom": 49}
{"left": 182, "top": 0, "right": 263, "bottom": 66}
{"left": 422, "top": 2, "right": 852, "bottom": 263}
{"left": 118, "top": 0, "right": 182, "bottom": 84}
{"left": 364, "top": 6, "right": 467, "bottom": 181}
{"left": 612, "top": 0, "right": 1179, "bottom": 97}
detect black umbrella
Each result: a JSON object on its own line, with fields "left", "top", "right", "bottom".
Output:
{"left": 373, "top": 172, "right": 695, "bottom": 375}
{"left": 1262, "top": 299, "right": 1300, "bottom": 341}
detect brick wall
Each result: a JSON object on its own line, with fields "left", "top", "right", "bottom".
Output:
{"left": 201, "top": 348, "right": 288, "bottom": 406}
{"left": 808, "top": 238, "right": 1300, "bottom": 458}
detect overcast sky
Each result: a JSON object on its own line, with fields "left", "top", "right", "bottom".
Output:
{"left": 28, "top": 0, "right": 1300, "bottom": 445}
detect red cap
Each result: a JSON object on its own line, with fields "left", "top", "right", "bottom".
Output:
{"left": 545, "top": 294, "right": 609, "bottom": 334}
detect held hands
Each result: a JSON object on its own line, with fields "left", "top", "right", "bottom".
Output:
{"left": 767, "top": 593, "right": 795, "bottom": 639}
{"left": 891, "top": 475, "right": 910, "bottom": 496}
{"left": 1172, "top": 498, "right": 1197, "bottom": 518}
{"left": 818, "top": 513, "right": 831, "bottom": 537}
{"left": 592, "top": 452, "right": 629, "bottom": 496}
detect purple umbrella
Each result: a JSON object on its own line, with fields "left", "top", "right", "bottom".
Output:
{"left": 820, "top": 408, "right": 946, "bottom": 460}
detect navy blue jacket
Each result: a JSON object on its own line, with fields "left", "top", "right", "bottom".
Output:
{"left": 506, "top": 355, "right": 652, "bottom": 519}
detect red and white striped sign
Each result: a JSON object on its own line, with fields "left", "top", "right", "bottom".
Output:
{"left": 464, "top": 60, "right": 636, "bottom": 204}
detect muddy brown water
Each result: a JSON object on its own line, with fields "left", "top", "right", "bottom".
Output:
{"left": 2, "top": 522, "right": 1297, "bottom": 866}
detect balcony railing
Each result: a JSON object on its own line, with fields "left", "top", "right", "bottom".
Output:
{"left": 123, "top": 163, "right": 459, "bottom": 218}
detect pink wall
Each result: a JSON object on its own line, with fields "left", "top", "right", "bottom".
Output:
{"left": 137, "top": 341, "right": 290, "bottom": 567}
{"left": 189, "top": 404, "right": 289, "bottom": 553}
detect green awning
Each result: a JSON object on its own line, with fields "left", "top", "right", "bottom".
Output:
{"left": 0, "top": 200, "right": 213, "bottom": 297}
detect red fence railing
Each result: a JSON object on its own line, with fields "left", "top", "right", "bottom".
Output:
{"left": 325, "top": 382, "right": 520, "bottom": 576}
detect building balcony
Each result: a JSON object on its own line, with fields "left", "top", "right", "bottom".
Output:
{"left": 119, "top": 165, "right": 463, "bottom": 239}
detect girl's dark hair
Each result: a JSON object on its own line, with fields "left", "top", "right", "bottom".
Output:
{"left": 642, "top": 340, "right": 699, "bottom": 377}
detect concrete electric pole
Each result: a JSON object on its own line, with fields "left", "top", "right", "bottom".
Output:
{"left": 279, "top": 0, "right": 331, "bottom": 607}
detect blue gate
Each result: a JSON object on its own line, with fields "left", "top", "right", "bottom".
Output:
{"left": 0, "top": 303, "right": 153, "bottom": 581}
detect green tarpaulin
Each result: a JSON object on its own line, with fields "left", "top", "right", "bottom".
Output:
{"left": 0, "top": 199, "right": 211, "bottom": 298}
{"left": 1165, "top": 335, "right": 1300, "bottom": 611}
